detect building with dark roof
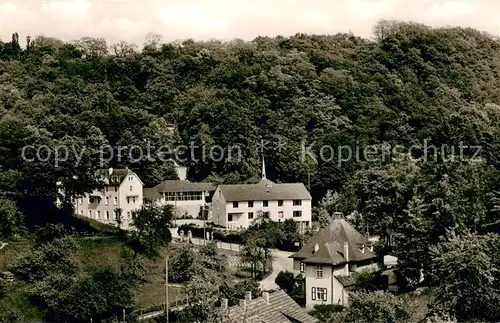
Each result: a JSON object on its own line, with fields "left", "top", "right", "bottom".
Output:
{"left": 222, "top": 290, "right": 321, "bottom": 323}
{"left": 211, "top": 172, "right": 312, "bottom": 230}
{"left": 73, "top": 168, "right": 144, "bottom": 229}
{"left": 289, "top": 216, "right": 379, "bottom": 308}
{"left": 144, "top": 180, "right": 216, "bottom": 218}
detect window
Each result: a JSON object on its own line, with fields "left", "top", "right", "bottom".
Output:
{"left": 164, "top": 192, "right": 203, "bottom": 201}
{"left": 248, "top": 201, "right": 254, "bottom": 207}
{"left": 316, "top": 266, "right": 323, "bottom": 278}
{"left": 80, "top": 210, "right": 83, "bottom": 215}
{"left": 278, "top": 211, "right": 284, "bottom": 218}
{"left": 293, "top": 200, "right": 302, "bottom": 206}
{"left": 278, "top": 200, "right": 283, "bottom": 206}
{"left": 129, "top": 176, "right": 133, "bottom": 181}
{"left": 293, "top": 210, "right": 302, "bottom": 217}
{"left": 129, "top": 186, "right": 132, "bottom": 192}
{"left": 114, "top": 186, "right": 117, "bottom": 192}
{"left": 311, "top": 287, "right": 327, "bottom": 301}
{"left": 248, "top": 212, "right": 254, "bottom": 220}
{"left": 133, "top": 197, "right": 136, "bottom": 203}
{"left": 106, "top": 211, "right": 110, "bottom": 220}
{"left": 127, "top": 197, "right": 130, "bottom": 204}
{"left": 97, "top": 211, "right": 101, "bottom": 219}
{"left": 233, "top": 201, "right": 239, "bottom": 208}
{"left": 300, "top": 262, "right": 305, "bottom": 273}
{"left": 316, "top": 288, "right": 327, "bottom": 301}
{"left": 89, "top": 197, "right": 95, "bottom": 204}
{"left": 127, "top": 212, "right": 130, "bottom": 218}
{"left": 263, "top": 200, "right": 268, "bottom": 207}
{"left": 105, "top": 197, "right": 109, "bottom": 205}
{"left": 228, "top": 214, "right": 233, "bottom": 222}
{"left": 114, "top": 197, "right": 117, "bottom": 205}
{"left": 80, "top": 198, "right": 83, "bottom": 204}
{"left": 88, "top": 210, "right": 92, "bottom": 218}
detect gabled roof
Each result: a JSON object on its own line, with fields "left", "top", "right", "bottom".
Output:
{"left": 290, "top": 218, "right": 377, "bottom": 265}
{"left": 143, "top": 187, "right": 162, "bottom": 201}
{"left": 335, "top": 272, "right": 360, "bottom": 287}
{"left": 218, "top": 179, "right": 311, "bottom": 202}
{"left": 98, "top": 168, "right": 143, "bottom": 186}
{"left": 224, "top": 290, "right": 319, "bottom": 323}
{"left": 153, "top": 180, "right": 216, "bottom": 193}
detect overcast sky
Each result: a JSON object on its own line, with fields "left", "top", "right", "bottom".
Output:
{"left": 0, "top": 0, "right": 499, "bottom": 46}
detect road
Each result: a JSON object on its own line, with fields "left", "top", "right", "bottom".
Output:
{"left": 170, "top": 228, "right": 294, "bottom": 290}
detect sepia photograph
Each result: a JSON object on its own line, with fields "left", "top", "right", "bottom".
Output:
{"left": 0, "top": 0, "right": 499, "bottom": 322}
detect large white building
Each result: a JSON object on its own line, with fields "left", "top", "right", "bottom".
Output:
{"left": 73, "top": 168, "right": 144, "bottom": 230}
{"left": 289, "top": 216, "right": 379, "bottom": 309}
{"left": 211, "top": 174, "right": 312, "bottom": 230}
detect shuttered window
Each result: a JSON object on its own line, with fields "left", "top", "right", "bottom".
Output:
{"left": 311, "top": 287, "right": 316, "bottom": 300}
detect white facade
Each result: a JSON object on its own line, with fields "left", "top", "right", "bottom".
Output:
{"left": 151, "top": 190, "right": 211, "bottom": 218}
{"left": 73, "top": 169, "right": 143, "bottom": 230}
{"left": 293, "top": 260, "right": 349, "bottom": 307}
{"left": 211, "top": 185, "right": 312, "bottom": 230}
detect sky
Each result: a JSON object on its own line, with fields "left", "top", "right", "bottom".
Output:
{"left": 0, "top": 0, "right": 499, "bottom": 46}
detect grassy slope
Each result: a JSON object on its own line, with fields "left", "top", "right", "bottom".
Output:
{"left": 0, "top": 217, "right": 185, "bottom": 320}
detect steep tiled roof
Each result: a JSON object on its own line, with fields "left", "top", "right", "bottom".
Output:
{"left": 143, "top": 187, "right": 162, "bottom": 201}
{"left": 224, "top": 290, "right": 319, "bottom": 323}
{"left": 154, "top": 180, "right": 216, "bottom": 193}
{"left": 98, "top": 168, "right": 143, "bottom": 185}
{"left": 219, "top": 179, "right": 311, "bottom": 202}
{"left": 290, "top": 218, "right": 377, "bottom": 265}
{"left": 335, "top": 272, "right": 360, "bottom": 287}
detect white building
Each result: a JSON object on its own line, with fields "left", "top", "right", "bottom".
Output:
{"left": 73, "top": 168, "right": 143, "bottom": 229}
{"left": 143, "top": 180, "right": 216, "bottom": 218}
{"left": 289, "top": 216, "right": 379, "bottom": 309}
{"left": 211, "top": 175, "right": 312, "bottom": 230}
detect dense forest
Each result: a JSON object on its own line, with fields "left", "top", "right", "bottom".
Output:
{"left": 2, "top": 20, "right": 500, "bottom": 321}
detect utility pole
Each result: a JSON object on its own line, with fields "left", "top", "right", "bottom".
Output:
{"left": 203, "top": 199, "right": 206, "bottom": 245}
{"left": 165, "top": 254, "right": 169, "bottom": 323}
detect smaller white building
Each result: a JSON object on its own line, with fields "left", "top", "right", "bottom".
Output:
{"left": 143, "top": 180, "right": 216, "bottom": 218}
{"left": 211, "top": 177, "right": 312, "bottom": 230}
{"left": 73, "top": 168, "right": 143, "bottom": 229}
{"left": 290, "top": 216, "right": 379, "bottom": 309}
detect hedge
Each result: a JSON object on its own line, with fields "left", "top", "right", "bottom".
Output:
{"left": 176, "top": 224, "right": 243, "bottom": 244}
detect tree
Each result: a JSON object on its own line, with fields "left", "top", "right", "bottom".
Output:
{"left": 275, "top": 270, "right": 295, "bottom": 294}
{"left": 177, "top": 268, "right": 224, "bottom": 323}
{"left": 428, "top": 231, "right": 500, "bottom": 321}
{"left": 114, "top": 208, "right": 123, "bottom": 230}
{"left": 220, "top": 279, "right": 259, "bottom": 306}
{"left": 328, "top": 291, "right": 414, "bottom": 323}
{"left": 241, "top": 213, "right": 282, "bottom": 278}
{"left": 0, "top": 198, "right": 25, "bottom": 239}
{"left": 169, "top": 244, "right": 196, "bottom": 283}
{"left": 314, "top": 190, "right": 341, "bottom": 228}
{"left": 129, "top": 204, "right": 173, "bottom": 258}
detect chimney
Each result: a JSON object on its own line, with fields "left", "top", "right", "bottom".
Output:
{"left": 221, "top": 298, "right": 228, "bottom": 309}
{"left": 239, "top": 299, "right": 246, "bottom": 311}
{"left": 343, "top": 241, "right": 349, "bottom": 261}
{"left": 314, "top": 243, "right": 319, "bottom": 253}
{"left": 244, "top": 291, "right": 252, "bottom": 302}
{"left": 343, "top": 241, "right": 349, "bottom": 276}
{"left": 262, "top": 292, "right": 269, "bottom": 304}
